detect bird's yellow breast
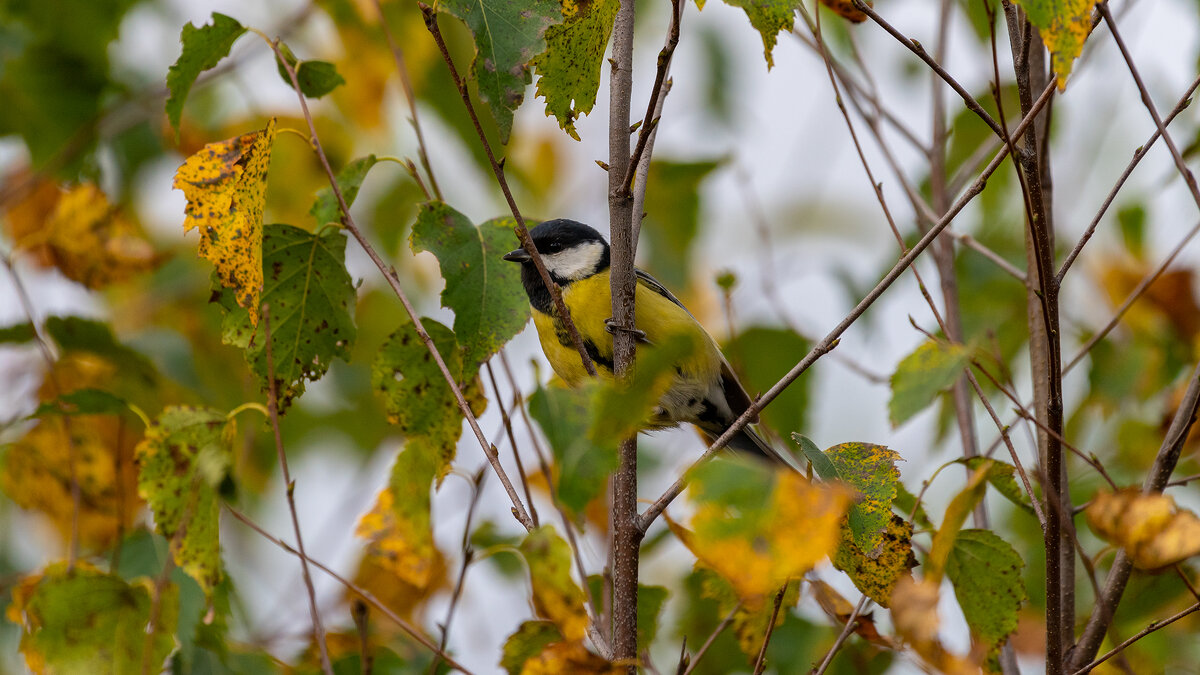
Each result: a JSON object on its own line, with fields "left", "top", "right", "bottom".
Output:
{"left": 531, "top": 269, "right": 722, "bottom": 388}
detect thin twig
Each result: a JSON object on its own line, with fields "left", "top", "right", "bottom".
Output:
{"left": 485, "top": 363, "right": 539, "bottom": 527}
{"left": 372, "top": 0, "right": 442, "bottom": 200}
{"left": 638, "top": 80, "right": 1057, "bottom": 532}
{"left": 1071, "top": 602, "right": 1200, "bottom": 675}
{"left": 429, "top": 465, "right": 487, "bottom": 674}
{"left": 1056, "top": 72, "right": 1200, "bottom": 281}
{"left": 1, "top": 255, "right": 81, "bottom": 570}
{"left": 680, "top": 602, "right": 741, "bottom": 675}
{"left": 812, "top": 595, "right": 869, "bottom": 675}
{"left": 752, "top": 584, "right": 788, "bottom": 674}
{"left": 620, "top": 0, "right": 683, "bottom": 197}
{"left": 417, "top": 4, "right": 596, "bottom": 379}
{"left": 262, "top": 305, "right": 332, "bottom": 675}
{"left": 225, "top": 506, "right": 474, "bottom": 674}
{"left": 261, "top": 31, "right": 535, "bottom": 531}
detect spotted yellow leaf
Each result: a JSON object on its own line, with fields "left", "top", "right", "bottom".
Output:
{"left": 173, "top": 118, "right": 276, "bottom": 324}
{"left": 1013, "top": 0, "right": 1099, "bottom": 89}
{"left": 355, "top": 442, "right": 440, "bottom": 589}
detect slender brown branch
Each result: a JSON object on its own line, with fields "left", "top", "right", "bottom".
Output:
{"left": 812, "top": 595, "right": 869, "bottom": 675}
{"left": 1064, "top": 220, "right": 1200, "bottom": 375}
{"left": 262, "top": 305, "right": 332, "bottom": 675}
{"left": 429, "top": 466, "right": 486, "bottom": 674}
{"left": 620, "top": 0, "right": 683, "bottom": 197}
{"left": 1068, "top": 358, "right": 1200, "bottom": 670}
{"left": 1056, "top": 72, "right": 1200, "bottom": 281}
{"left": 608, "top": 0, "right": 641, "bottom": 665}
{"left": 263, "top": 32, "right": 535, "bottom": 531}
{"left": 752, "top": 584, "right": 788, "bottom": 674}
{"left": 631, "top": 77, "right": 672, "bottom": 249}
{"left": 638, "top": 80, "right": 1057, "bottom": 532}
{"left": 1071, "top": 602, "right": 1200, "bottom": 675}
{"left": 485, "top": 363, "right": 539, "bottom": 527}
{"left": 418, "top": 4, "right": 596, "bottom": 379}
{"left": 680, "top": 602, "right": 741, "bottom": 675}
{"left": 225, "top": 506, "right": 473, "bottom": 673}
{"left": 1, "top": 255, "right": 81, "bottom": 570}
{"left": 1100, "top": 3, "right": 1200, "bottom": 213}
{"left": 372, "top": 0, "right": 441, "bottom": 200}
{"left": 850, "top": 0, "right": 1004, "bottom": 139}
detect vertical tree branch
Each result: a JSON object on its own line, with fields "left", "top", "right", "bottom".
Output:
{"left": 262, "top": 306, "right": 332, "bottom": 675}
{"left": 607, "top": 0, "right": 641, "bottom": 665}
{"left": 1000, "top": 5, "right": 1069, "bottom": 667}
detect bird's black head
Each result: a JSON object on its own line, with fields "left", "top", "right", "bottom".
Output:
{"left": 503, "top": 219, "right": 610, "bottom": 313}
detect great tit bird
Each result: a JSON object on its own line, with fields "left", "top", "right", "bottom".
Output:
{"left": 503, "top": 219, "right": 786, "bottom": 464}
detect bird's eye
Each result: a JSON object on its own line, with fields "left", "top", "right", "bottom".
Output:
{"left": 544, "top": 242, "right": 562, "bottom": 253}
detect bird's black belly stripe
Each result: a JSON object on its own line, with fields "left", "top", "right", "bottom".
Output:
{"left": 553, "top": 323, "right": 614, "bottom": 372}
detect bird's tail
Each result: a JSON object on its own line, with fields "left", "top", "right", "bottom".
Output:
{"left": 708, "top": 425, "right": 798, "bottom": 470}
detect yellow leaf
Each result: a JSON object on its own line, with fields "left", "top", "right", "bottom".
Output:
{"left": 1086, "top": 488, "right": 1200, "bottom": 569}
{"left": 818, "top": 0, "right": 869, "bottom": 23}
{"left": 355, "top": 486, "right": 436, "bottom": 589}
{"left": 520, "top": 526, "right": 589, "bottom": 643}
{"left": 927, "top": 461, "right": 991, "bottom": 582}
{"left": 520, "top": 640, "right": 623, "bottom": 675}
{"left": 349, "top": 550, "right": 446, "bottom": 627}
{"left": 0, "top": 353, "right": 142, "bottom": 551}
{"left": 891, "top": 576, "right": 979, "bottom": 675}
{"left": 173, "top": 118, "right": 276, "bottom": 324}
{"left": 1013, "top": 0, "right": 1099, "bottom": 89}
{"left": 668, "top": 463, "right": 853, "bottom": 602}
{"left": 832, "top": 514, "right": 917, "bottom": 607}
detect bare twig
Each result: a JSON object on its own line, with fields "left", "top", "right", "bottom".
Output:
{"left": 429, "top": 466, "right": 487, "bottom": 674}
{"left": 262, "top": 305, "right": 332, "bottom": 675}
{"left": 372, "top": 0, "right": 442, "bottom": 200}
{"left": 261, "top": 31, "right": 535, "bottom": 531}
{"left": 1071, "top": 602, "right": 1200, "bottom": 675}
{"left": 1056, "top": 72, "right": 1200, "bottom": 280}
{"left": 812, "top": 595, "right": 869, "bottom": 675}
{"left": 485, "top": 364, "right": 539, "bottom": 527}
{"left": 1, "top": 255, "right": 81, "bottom": 570}
{"left": 620, "top": 0, "right": 684, "bottom": 197}
{"left": 680, "top": 602, "right": 741, "bottom": 675}
{"left": 638, "top": 81, "right": 1057, "bottom": 532}
{"left": 752, "top": 584, "right": 788, "bottom": 674}
{"left": 225, "top": 506, "right": 473, "bottom": 674}
{"left": 418, "top": 5, "right": 597, "bottom": 379}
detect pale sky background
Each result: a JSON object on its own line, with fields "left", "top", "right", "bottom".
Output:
{"left": 2, "top": 0, "right": 1199, "bottom": 672}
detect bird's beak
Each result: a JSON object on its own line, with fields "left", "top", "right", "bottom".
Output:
{"left": 503, "top": 248, "right": 532, "bottom": 263}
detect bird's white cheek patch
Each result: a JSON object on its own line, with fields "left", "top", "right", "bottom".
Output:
{"left": 546, "top": 241, "right": 605, "bottom": 280}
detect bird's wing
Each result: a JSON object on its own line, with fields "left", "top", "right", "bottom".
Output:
{"left": 635, "top": 268, "right": 759, "bottom": 423}
{"left": 635, "top": 268, "right": 691, "bottom": 313}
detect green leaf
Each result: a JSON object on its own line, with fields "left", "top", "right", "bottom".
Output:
{"left": 217, "top": 223, "right": 357, "bottom": 407}
{"left": 530, "top": 0, "right": 619, "bottom": 140}
{"left": 528, "top": 382, "right": 614, "bottom": 520}
{"left": 642, "top": 160, "right": 723, "bottom": 290}
{"left": 273, "top": 42, "right": 346, "bottom": 98}
{"left": 310, "top": 154, "right": 379, "bottom": 227}
{"left": 11, "top": 562, "right": 178, "bottom": 674}
{"left": 719, "top": 0, "right": 802, "bottom": 68}
{"left": 591, "top": 332, "right": 703, "bottom": 446}
{"left": 725, "top": 327, "right": 811, "bottom": 435}
{"left": 135, "top": 406, "right": 234, "bottom": 596}
{"left": 698, "top": 568, "right": 801, "bottom": 661}
{"left": 33, "top": 388, "right": 128, "bottom": 417}
{"left": 832, "top": 514, "right": 916, "bottom": 606}
{"left": 410, "top": 201, "right": 531, "bottom": 370}
{"left": 371, "top": 318, "right": 485, "bottom": 479}
{"left": 501, "top": 621, "right": 563, "bottom": 675}
{"left": 45, "top": 315, "right": 158, "bottom": 386}
{"left": 436, "top": 0, "right": 563, "bottom": 143}
{"left": 889, "top": 339, "right": 969, "bottom": 426}
{"left": 957, "top": 456, "right": 1035, "bottom": 515}
{"left": 0, "top": 322, "right": 35, "bottom": 344}
{"left": 1118, "top": 203, "right": 1146, "bottom": 259}
{"left": 637, "top": 584, "right": 669, "bottom": 652}
{"left": 165, "top": 13, "right": 247, "bottom": 136}
{"left": 793, "top": 433, "right": 839, "bottom": 481}
{"left": 519, "top": 526, "right": 589, "bottom": 642}
{"left": 824, "top": 442, "right": 901, "bottom": 555}
{"left": 946, "top": 529, "right": 1026, "bottom": 653}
